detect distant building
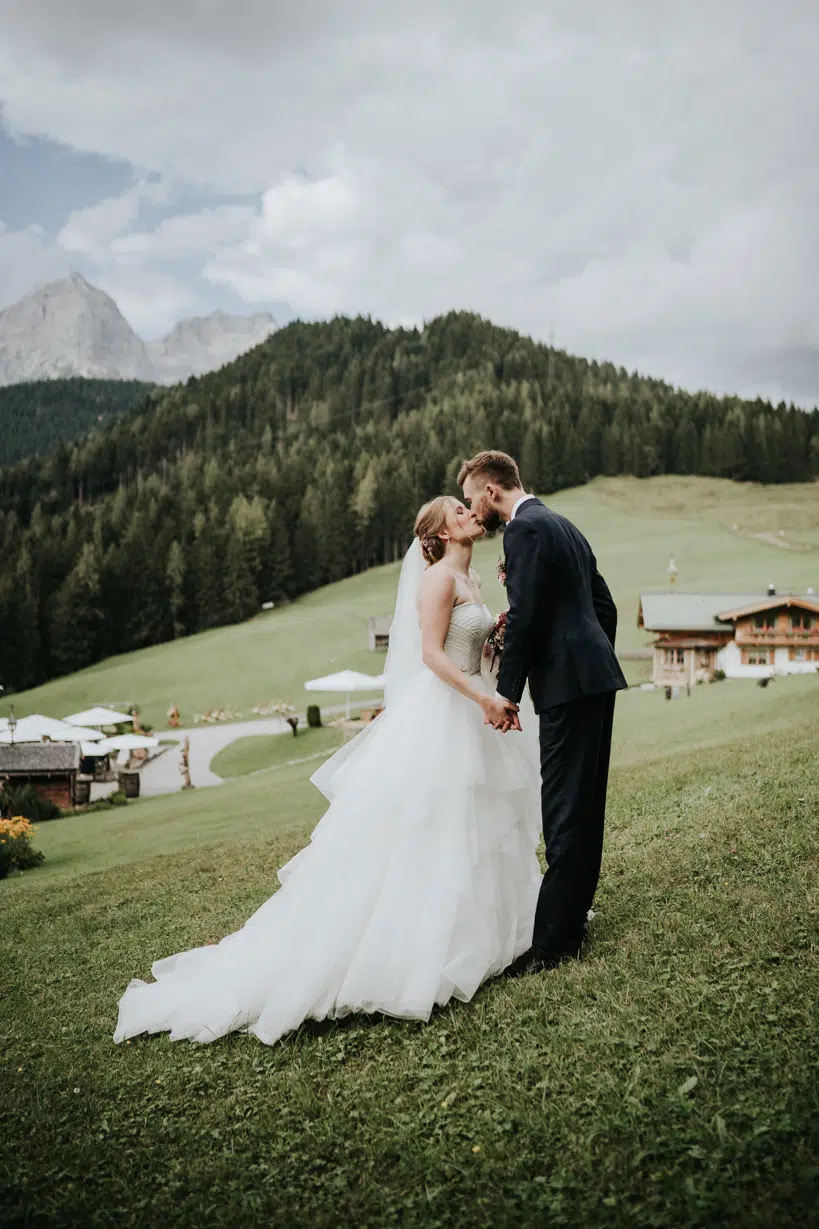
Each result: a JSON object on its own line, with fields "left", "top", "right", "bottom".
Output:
{"left": 638, "top": 591, "right": 819, "bottom": 685}
{"left": 368, "top": 616, "right": 392, "bottom": 652}
{"left": 0, "top": 742, "right": 81, "bottom": 810}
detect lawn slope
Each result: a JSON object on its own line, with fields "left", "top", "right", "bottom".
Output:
{"left": 7, "top": 476, "right": 818, "bottom": 731}
{"left": 1, "top": 674, "right": 817, "bottom": 1228}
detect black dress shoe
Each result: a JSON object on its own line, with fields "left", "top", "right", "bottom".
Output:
{"left": 503, "top": 944, "right": 581, "bottom": 979}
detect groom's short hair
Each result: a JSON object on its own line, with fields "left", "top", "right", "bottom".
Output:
{"left": 457, "top": 450, "right": 521, "bottom": 490}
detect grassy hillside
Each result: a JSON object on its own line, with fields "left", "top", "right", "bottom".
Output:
{"left": 211, "top": 725, "right": 345, "bottom": 779}
{"left": 14, "top": 673, "right": 817, "bottom": 884}
{"left": 1, "top": 675, "right": 816, "bottom": 1227}
{"left": 3, "top": 309, "right": 817, "bottom": 698}
{"left": 7, "top": 476, "right": 818, "bottom": 730}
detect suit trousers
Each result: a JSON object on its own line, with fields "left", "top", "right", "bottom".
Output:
{"left": 533, "top": 689, "right": 617, "bottom": 955}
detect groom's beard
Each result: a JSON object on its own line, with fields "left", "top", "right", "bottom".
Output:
{"left": 479, "top": 509, "right": 503, "bottom": 532}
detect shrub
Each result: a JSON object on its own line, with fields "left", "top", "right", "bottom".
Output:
{"left": 711, "top": 669, "right": 727, "bottom": 682}
{"left": 0, "top": 783, "right": 61, "bottom": 823}
{"left": 82, "top": 789, "right": 128, "bottom": 814}
{"left": 0, "top": 816, "right": 45, "bottom": 879}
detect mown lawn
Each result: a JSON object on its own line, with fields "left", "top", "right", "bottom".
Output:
{"left": 1, "top": 677, "right": 817, "bottom": 1227}
{"left": 211, "top": 725, "right": 346, "bottom": 779}
{"left": 7, "top": 475, "right": 818, "bottom": 729}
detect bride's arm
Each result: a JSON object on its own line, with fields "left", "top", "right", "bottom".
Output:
{"left": 419, "top": 566, "right": 504, "bottom": 719}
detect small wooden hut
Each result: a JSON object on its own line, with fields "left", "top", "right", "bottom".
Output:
{"left": 367, "top": 616, "right": 392, "bottom": 652}
{"left": 0, "top": 743, "right": 81, "bottom": 810}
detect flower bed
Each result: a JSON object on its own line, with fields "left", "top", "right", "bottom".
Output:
{"left": 0, "top": 816, "right": 45, "bottom": 879}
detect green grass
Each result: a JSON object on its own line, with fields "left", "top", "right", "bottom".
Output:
{"left": 1, "top": 676, "right": 817, "bottom": 1227}
{"left": 211, "top": 725, "right": 345, "bottom": 779}
{"left": 619, "top": 658, "right": 653, "bottom": 687}
{"left": 7, "top": 476, "right": 818, "bottom": 730}
{"left": 17, "top": 674, "right": 816, "bottom": 885}
{"left": 611, "top": 673, "right": 819, "bottom": 767}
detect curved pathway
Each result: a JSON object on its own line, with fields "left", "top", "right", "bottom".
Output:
{"left": 138, "top": 702, "right": 368, "bottom": 797}
{"left": 139, "top": 717, "right": 291, "bottom": 796}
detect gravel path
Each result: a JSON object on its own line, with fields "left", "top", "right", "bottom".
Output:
{"left": 139, "top": 717, "right": 291, "bottom": 796}
{"left": 137, "top": 701, "right": 377, "bottom": 797}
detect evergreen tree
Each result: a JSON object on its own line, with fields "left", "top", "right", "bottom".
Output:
{"left": 49, "top": 541, "right": 103, "bottom": 675}
{"left": 0, "top": 310, "right": 814, "bottom": 691}
{"left": 166, "top": 540, "right": 186, "bottom": 639}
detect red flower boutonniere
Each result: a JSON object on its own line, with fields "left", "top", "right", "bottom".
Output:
{"left": 486, "top": 609, "right": 508, "bottom": 670}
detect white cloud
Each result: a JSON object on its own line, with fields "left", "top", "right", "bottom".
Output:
{"left": 0, "top": 0, "right": 817, "bottom": 402}
{"left": 58, "top": 179, "right": 169, "bottom": 258}
{"left": 110, "top": 204, "right": 256, "bottom": 262}
{"left": 0, "top": 223, "right": 71, "bottom": 309}
{"left": 90, "top": 265, "right": 200, "bottom": 338}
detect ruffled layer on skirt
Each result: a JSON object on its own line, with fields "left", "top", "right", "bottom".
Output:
{"left": 114, "top": 668, "right": 542, "bottom": 1047}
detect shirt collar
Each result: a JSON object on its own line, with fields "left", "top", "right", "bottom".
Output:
{"left": 510, "top": 494, "right": 537, "bottom": 521}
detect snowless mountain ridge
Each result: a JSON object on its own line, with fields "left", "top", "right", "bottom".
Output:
{"left": 0, "top": 272, "right": 277, "bottom": 387}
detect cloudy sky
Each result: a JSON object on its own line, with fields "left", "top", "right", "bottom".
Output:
{"left": 1, "top": 0, "right": 817, "bottom": 405}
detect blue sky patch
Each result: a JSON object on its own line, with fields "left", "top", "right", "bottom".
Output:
{"left": 0, "top": 128, "right": 133, "bottom": 232}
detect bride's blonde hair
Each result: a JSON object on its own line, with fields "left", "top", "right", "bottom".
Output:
{"left": 414, "top": 496, "right": 456, "bottom": 565}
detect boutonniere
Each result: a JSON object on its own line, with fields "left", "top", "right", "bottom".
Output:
{"left": 497, "top": 554, "right": 507, "bottom": 587}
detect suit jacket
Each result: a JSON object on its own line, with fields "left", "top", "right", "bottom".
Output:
{"left": 496, "top": 499, "right": 628, "bottom": 711}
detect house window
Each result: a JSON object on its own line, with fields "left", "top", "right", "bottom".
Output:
{"left": 663, "top": 648, "right": 685, "bottom": 666}
{"left": 790, "top": 612, "right": 814, "bottom": 630}
{"left": 754, "top": 613, "right": 776, "bottom": 629}
{"left": 745, "top": 647, "right": 771, "bottom": 665}
{"left": 789, "top": 647, "right": 815, "bottom": 661}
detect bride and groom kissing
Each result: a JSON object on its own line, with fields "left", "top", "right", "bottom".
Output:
{"left": 114, "top": 450, "right": 627, "bottom": 1047}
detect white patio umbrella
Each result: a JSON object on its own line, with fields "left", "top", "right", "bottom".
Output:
{"left": 97, "top": 734, "right": 159, "bottom": 752}
{"left": 0, "top": 714, "right": 107, "bottom": 743}
{"left": 304, "top": 669, "right": 386, "bottom": 720}
{"left": 80, "top": 741, "right": 110, "bottom": 757}
{"left": 63, "top": 706, "right": 134, "bottom": 728}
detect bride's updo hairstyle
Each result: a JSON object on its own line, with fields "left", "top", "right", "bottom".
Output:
{"left": 414, "top": 496, "right": 455, "bottom": 565}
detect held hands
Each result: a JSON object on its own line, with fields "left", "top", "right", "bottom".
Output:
{"left": 482, "top": 695, "right": 522, "bottom": 734}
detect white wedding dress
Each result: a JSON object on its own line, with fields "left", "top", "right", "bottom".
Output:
{"left": 114, "top": 546, "right": 542, "bottom": 1047}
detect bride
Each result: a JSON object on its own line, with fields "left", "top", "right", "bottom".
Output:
{"left": 114, "top": 496, "right": 542, "bottom": 1046}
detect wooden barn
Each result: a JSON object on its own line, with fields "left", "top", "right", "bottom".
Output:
{"left": 0, "top": 743, "right": 81, "bottom": 810}
{"left": 639, "top": 590, "right": 819, "bottom": 685}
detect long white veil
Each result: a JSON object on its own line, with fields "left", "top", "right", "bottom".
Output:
{"left": 383, "top": 537, "right": 425, "bottom": 709}
{"left": 310, "top": 537, "right": 425, "bottom": 802}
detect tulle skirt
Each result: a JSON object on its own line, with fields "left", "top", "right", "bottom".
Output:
{"left": 113, "top": 667, "right": 542, "bottom": 1046}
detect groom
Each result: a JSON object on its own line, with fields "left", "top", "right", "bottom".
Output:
{"left": 459, "top": 451, "right": 627, "bottom": 975}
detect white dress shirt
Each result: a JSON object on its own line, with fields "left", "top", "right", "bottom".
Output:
{"left": 510, "top": 493, "right": 537, "bottom": 520}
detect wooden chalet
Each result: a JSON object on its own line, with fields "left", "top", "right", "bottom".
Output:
{"left": 638, "top": 589, "right": 819, "bottom": 686}
{"left": 0, "top": 742, "right": 81, "bottom": 810}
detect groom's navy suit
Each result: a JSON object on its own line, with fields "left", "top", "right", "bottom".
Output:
{"left": 497, "top": 498, "right": 627, "bottom": 956}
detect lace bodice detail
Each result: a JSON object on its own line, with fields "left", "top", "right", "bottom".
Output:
{"left": 444, "top": 602, "right": 494, "bottom": 676}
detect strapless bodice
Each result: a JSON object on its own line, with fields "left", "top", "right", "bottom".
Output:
{"left": 444, "top": 602, "right": 494, "bottom": 676}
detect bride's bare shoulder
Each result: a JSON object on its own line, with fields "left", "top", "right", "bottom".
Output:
{"left": 419, "top": 561, "right": 455, "bottom": 602}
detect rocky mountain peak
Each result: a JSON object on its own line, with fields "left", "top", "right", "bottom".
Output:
{"left": 0, "top": 274, "right": 278, "bottom": 387}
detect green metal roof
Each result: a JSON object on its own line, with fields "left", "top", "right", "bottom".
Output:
{"left": 638, "top": 591, "right": 815, "bottom": 631}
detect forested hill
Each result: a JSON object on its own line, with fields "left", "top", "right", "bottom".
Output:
{"left": 0, "top": 311, "right": 817, "bottom": 694}
{"left": 0, "top": 377, "right": 155, "bottom": 467}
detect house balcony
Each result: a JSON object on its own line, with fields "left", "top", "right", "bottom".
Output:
{"left": 734, "top": 630, "right": 819, "bottom": 647}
